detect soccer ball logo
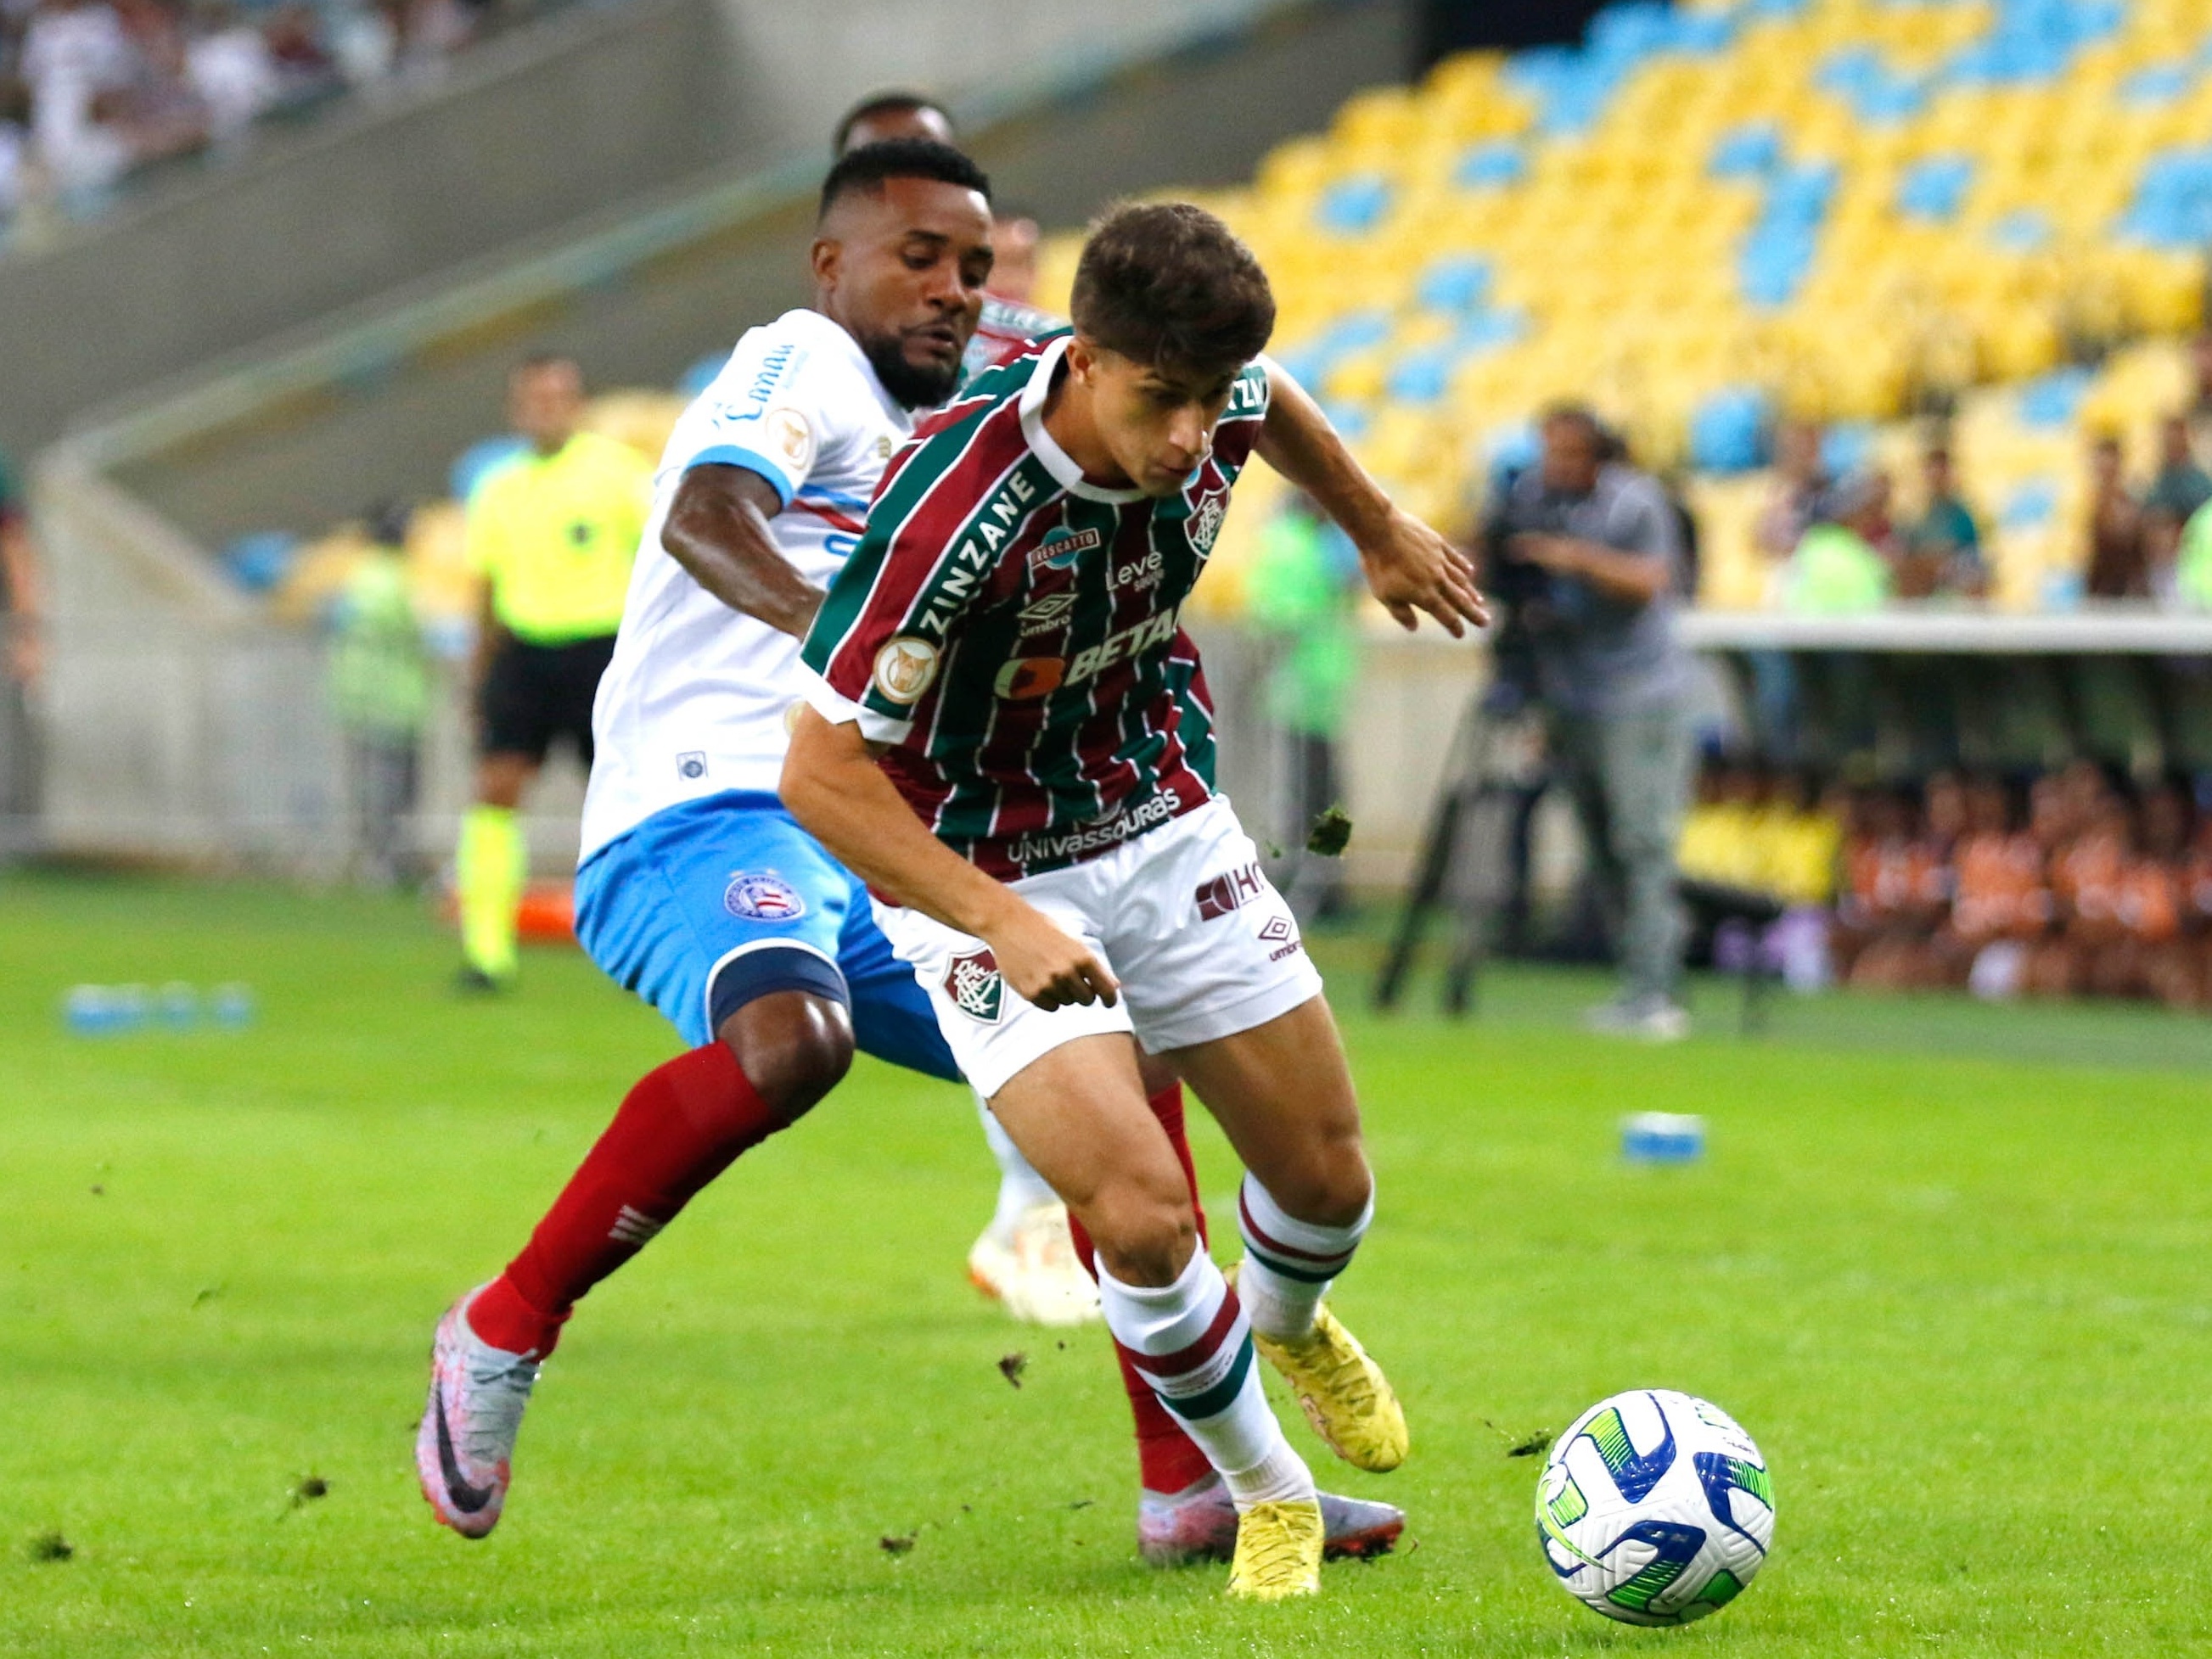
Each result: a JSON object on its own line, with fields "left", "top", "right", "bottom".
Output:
{"left": 1536, "top": 1389, "right": 1774, "bottom": 1626}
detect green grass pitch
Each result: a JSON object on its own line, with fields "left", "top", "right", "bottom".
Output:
{"left": 3, "top": 869, "right": 2211, "bottom": 1655}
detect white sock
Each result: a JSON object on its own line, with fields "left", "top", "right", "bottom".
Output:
{"left": 1235, "top": 1173, "right": 1372, "bottom": 1342}
{"left": 1223, "top": 1440, "right": 1317, "bottom": 1509}
{"left": 978, "top": 1093, "right": 1056, "bottom": 1240}
{"left": 1096, "top": 1247, "right": 1312, "bottom": 1510}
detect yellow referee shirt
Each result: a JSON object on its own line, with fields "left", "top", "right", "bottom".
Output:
{"left": 465, "top": 431, "right": 653, "bottom": 644}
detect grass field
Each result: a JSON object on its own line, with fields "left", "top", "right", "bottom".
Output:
{"left": 4, "top": 868, "right": 2211, "bottom": 1656}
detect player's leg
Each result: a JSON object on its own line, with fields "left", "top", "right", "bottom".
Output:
{"left": 455, "top": 641, "right": 547, "bottom": 989}
{"left": 418, "top": 799, "right": 859, "bottom": 1538}
{"left": 1061, "top": 1083, "right": 1402, "bottom": 1567}
{"left": 874, "top": 895, "right": 1322, "bottom": 1599}
{"left": 1167, "top": 997, "right": 1406, "bottom": 1476}
{"left": 1108, "top": 799, "right": 1405, "bottom": 1475}
{"left": 834, "top": 894, "right": 1098, "bottom": 1325}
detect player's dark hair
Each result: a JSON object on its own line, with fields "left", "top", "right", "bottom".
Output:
{"left": 1070, "top": 202, "right": 1275, "bottom": 382}
{"left": 818, "top": 140, "right": 991, "bottom": 221}
{"left": 832, "top": 91, "right": 952, "bottom": 156}
{"left": 514, "top": 351, "right": 581, "bottom": 383}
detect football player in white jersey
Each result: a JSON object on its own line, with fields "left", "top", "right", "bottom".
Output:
{"left": 415, "top": 136, "right": 1405, "bottom": 1568}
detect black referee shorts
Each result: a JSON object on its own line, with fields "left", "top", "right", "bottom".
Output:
{"left": 479, "top": 633, "right": 618, "bottom": 766}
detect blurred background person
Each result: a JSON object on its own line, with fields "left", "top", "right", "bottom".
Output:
{"left": 1751, "top": 417, "right": 1830, "bottom": 580}
{"left": 1785, "top": 469, "right": 1895, "bottom": 614}
{"left": 2139, "top": 413, "right": 2209, "bottom": 601}
{"left": 1485, "top": 402, "right": 1698, "bottom": 1039}
{"left": 454, "top": 355, "right": 650, "bottom": 991}
{"left": 2083, "top": 432, "right": 2147, "bottom": 601}
{"left": 328, "top": 502, "right": 430, "bottom": 889}
{"left": 1247, "top": 490, "right": 1361, "bottom": 922}
{"left": 0, "top": 446, "right": 43, "bottom": 861}
{"left": 1897, "top": 440, "right": 1986, "bottom": 599}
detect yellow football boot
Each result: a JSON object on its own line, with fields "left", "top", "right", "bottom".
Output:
{"left": 1226, "top": 1498, "right": 1323, "bottom": 1600}
{"left": 1232, "top": 1268, "right": 1409, "bottom": 1473}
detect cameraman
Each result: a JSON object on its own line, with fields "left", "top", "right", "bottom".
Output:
{"left": 1482, "top": 404, "right": 1697, "bottom": 1040}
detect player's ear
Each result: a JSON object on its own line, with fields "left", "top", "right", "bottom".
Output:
{"left": 809, "top": 236, "right": 842, "bottom": 291}
{"left": 1066, "top": 335, "right": 1098, "bottom": 385}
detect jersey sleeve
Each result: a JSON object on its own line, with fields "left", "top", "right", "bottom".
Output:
{"left": 463, "top": 473, "right": 506, "bottom": 580}
{"left": 667, "top": 325, "right": 846, "bottom": 508}
{"left": 798, "top": 413, "right": 1006, "bottom": 744}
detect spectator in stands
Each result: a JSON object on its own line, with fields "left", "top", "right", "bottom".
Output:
{"left": 2188, "top": 330, "right": 2212, "bottom": 439}
{"left": 1752, "top": 417, "right": 1829, "bottom": 574}
{"left": 328, "top": 502, "right": 429, "bottom": 888}
{"left": 1929, "top": 774, "right": 2046, "bottom": 994}
{"left": 0, "top": 76, "right": 29, "bottom": 219}
{"left": 0, "top": 447, "right": 44, "bottom": 859}
{"left": 1784, "top": 469, "right": 1894, "bottom": 613}
{"left": 1485, "top": 401, "right": 1698, "bottom": 1040}
{"left": 1897, "top": 441, "right": 1985, "bottom": 599}
{"left": 2083, "top": 433, "right": 2147, "bottom": 600}
{"left": 2139, "top": 413, "right": 2209, "bottom": 599}
{"left": 182, "top": 0, "right": 277, "bottom": 141}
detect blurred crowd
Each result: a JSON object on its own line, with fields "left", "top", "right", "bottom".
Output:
{"left": 0, "top": 0, "right": 530, "bottom": 227}
{"left": 1682, "top": 759, "right": 2212, "bottom": 1011}
{"left": 1747, "top": 330, "right": 2212, "bottom": 613}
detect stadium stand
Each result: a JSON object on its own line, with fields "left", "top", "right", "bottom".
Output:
{"left": 255, "top": 0, "right": 2212, "bottom": 631}
{"left": 0, "top": 0, "right": 577, "bottom": 236}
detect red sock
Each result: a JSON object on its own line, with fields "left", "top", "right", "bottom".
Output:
{"left": 468, "top": 1043, "right": 781, "bottom": 1357}
{"left": 1068, "top": 1083, "right": 1216, "bottom": 1498}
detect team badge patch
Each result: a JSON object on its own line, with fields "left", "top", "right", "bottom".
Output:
{"left": 1188, "top": 493, "right": 1227, "bottom": 554}
{"left": 724, "top": 872, "right": 806, "bottom": 922}
{"left": 945, "top": 947, "right": 1005, "bottom": 1023}
{"left": 872, "top": 636, "right": 940, "bottom": 705}
{"left": 764, "top": 405, "right": 817, "bottom": 474}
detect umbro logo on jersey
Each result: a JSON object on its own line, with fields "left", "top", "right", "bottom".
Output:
{"left": 945, "top": 947, "right": 1004, "bottom": 1023}
{"left": 1016, "top": 591, "right": 1077, "bottom": 634}
{"left": 1030, "top": 526, "right": 1100, "bottom": 571}
{"left": 1258, "top": 915, "right": 1295, "bottom": 943}
{"left": 993, "top": 657, "right": 1066, "bottom": 700}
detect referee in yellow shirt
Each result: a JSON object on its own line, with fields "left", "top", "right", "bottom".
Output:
{"left": 457, "top": 355, "right": 652, "bottom": 989}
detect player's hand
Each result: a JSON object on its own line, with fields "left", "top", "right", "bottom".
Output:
{"left": 1359, "top": 507, "right": 1490, "bottom": 636}
{"left": 985, "top": 900, "right": 1120, "bottom": 1012}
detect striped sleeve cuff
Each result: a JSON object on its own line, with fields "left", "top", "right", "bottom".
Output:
{"left": 684, "top": 444, "right": 798, "bottom": 507}
{"left": 799, "top": 665, "right": 914, "bottom": 746}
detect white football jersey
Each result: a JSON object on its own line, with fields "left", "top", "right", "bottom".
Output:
{"left": 579, "top": 308, "right": 912, "bottom": 861}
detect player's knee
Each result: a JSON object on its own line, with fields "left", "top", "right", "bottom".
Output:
{"left": 1085, "top": 1172, "right": 1198, "bottom": 1288}
{"left": 1267, "top": 1140, "right": 1373, "bottom": 1230}
{"left": 719, "top": 992, "right": 855, "bottom": 1124}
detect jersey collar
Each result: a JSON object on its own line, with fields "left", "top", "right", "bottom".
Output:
{"left": 1018, "top": 336, "right": 1147, "bottom": 504}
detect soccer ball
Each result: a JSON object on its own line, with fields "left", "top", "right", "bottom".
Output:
{"left": 1535, "top": 1388, "right": 1775, "bottom": 1626}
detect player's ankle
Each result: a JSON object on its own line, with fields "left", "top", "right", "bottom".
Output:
{"left": 1223, "top": 1442, "right": 1316, "bottom": 1510}
{"left": 467, "top": 1275, "right": 566, "bottom": 1358}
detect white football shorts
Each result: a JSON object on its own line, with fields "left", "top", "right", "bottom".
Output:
{"left": 873, "top": 796, "right": 1325, "bottom": 1098}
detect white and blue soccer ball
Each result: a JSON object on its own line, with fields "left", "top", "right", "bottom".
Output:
{"left": 1535, "top": 1388, "right": 1775, "bottom": 1626}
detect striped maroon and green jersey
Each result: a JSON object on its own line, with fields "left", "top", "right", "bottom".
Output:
{"left": 800, "top": 331, "right": 1272, "bottom": 880}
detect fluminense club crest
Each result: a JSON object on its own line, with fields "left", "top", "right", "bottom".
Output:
{"left": 944, "top": 946, "right": 1005, "bottom": 1023}
{"left": 1188, "top": 492, "right": 1227, "bottom": 554}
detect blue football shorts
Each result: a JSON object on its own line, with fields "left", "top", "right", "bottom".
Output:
{"left": 574, "top": 788, "right": 961, "bottom": 1080}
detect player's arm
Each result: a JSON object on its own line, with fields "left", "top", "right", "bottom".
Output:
{"left": 1254, "top": 363, "right": 1488, "bottom": 636}
{"left": 780, "top": 709, "right": 1120, "bottom": 1012}
{"left": 661, "top": 464, "right": 824, "bottom": 639}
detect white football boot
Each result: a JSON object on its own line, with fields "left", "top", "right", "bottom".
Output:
{"left": 415, "top": 1288, "right": 542, "bottom": 1538}
{"left": 970, "top": 1201, "right": 1101, "bottom": 1326}
{"left": 1139, "top": 1471, "right": 1406, "bottom": 1567}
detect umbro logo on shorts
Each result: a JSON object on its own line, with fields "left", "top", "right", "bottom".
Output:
{"left": 1195, "top": 862, "right": 1265, "bottom": 921}
{"left": 1259, "top": 913, "right": 1304, "bottom": 961}
{"left": 945, "top": 947, "right": 1005, "bottom": 1023}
